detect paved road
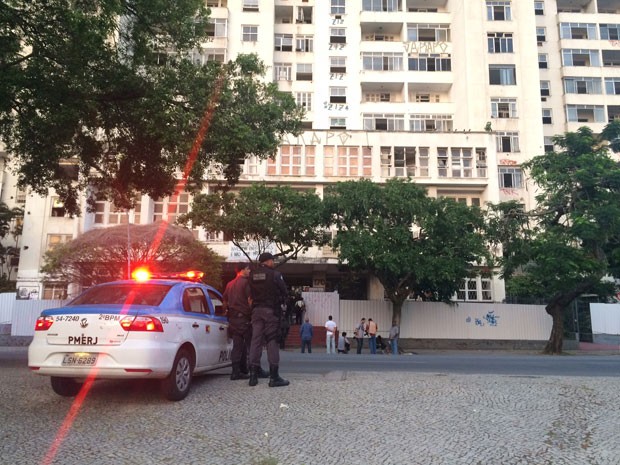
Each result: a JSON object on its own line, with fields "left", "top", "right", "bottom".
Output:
{"left": 1, "top": 348, "right": 619, "bottom": 465}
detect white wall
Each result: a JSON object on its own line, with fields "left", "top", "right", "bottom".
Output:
{"left": 590, "top": 304, "right": 620, "bottom": 335}
{"left": 341, "top": 301, "right": 551, "bottom": 340}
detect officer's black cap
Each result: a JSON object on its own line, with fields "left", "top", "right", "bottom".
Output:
{"left": 258, "top": 252, "right": 274, "bottom": 263}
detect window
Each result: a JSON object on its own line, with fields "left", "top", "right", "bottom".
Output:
{"left": 47, "top": 234, "right": 72, "bottom": 251}
{"left": 43, "top": 283, "right": 68, "bottom": 300}
{"left": 562, "top": 49, "right": 600, "bottom": 67}
{"left": 496, "top": 132, "right": 519, "bottom": 152}
{"left": 331, "top": 0, "right": 345, "bottom": 15}
{"left": 408, "top": 54, "right": 452, "bottom": 71}
{"left": 538, "top": 53, "right": 548, "bottom": 69}
{"left": 242, "top": 25, "right": 258, "bottom": 42}
{"left": 275, "top": 34, "right": 293, "bottom": 51}
{"left": 540, "top": 80, "right": 550, "bottom": 96}
{"left": 296, "top": 63, "right": 312, "bottom": 81}
{"left": 380, "top": 147, "right": 416, "bottom": 177}
{"left": 15, "top": 187, "right": 27, "bottom": 205}
{"left": 330, "top": 56, "right": 346, "bottom": 73}
{"left": 487, "top": 32, "right": 513, "bottom": 53}
{"left": 560, "top": 23, "right": 597, "bottom": 40}
{"left": 274, "top": 63, "right": 292, "bottom": 81}
{"left": 566, "top": 105, "right": 605, "bottom": 123}
{"left": 536, "top": 27, "right": 546, "bottom": 43}
{"left": 564, "top": 77, "right": 602, "bottom": 94}
{"left": 329, "top": 118, "right": 346, "bottom": 129}
{"left": 605, "top": 78, "right": 620, "bottom": 95}
{"left": 602, "top": 50, "right": 620, "bottom": 67}
{"left": 94, "top": 198, "right": 142, "bottom": 225}
{"left": 324, "top": 145, "right": 372, "bottom": 177}
{"left": 153, "top": 191, "right": 191, "bottom": 223}
{"left": 489, "top": 65, "right": 516, "bottom": 85}
{"left": 487, "top": 1, "right": 511, "bottom": 21}
{"left": 191, "top": 49, "right": 226, "bottom": 65}
{"left": 491, "top": 98, "right": 517, "bottom": 118}
{"left": 362, "top": 0, "right": 399, "bottom": 12}
{"left": 183, "top": 288, "right": 209, "bottom": 314}
{"left": 534, "top": 1, "right": 544, "bottom": 15}
{"left": 607, "top": 106, "right": 620, "bottom": 123}
{"left": 295, "top": 92, "right": 312, "bottom": 111}
{"left": 206, "top": 18, "right": 227, "bottom": 37}
{"left": 409, "top": 114, "right": 453, "bottom": 132}
{"left": 542, "top": 108, "right": 552, "bottom": 124}
{"left": 329, "top": 87, "right": 346, "bottom": 103}
{"left": 498, "top": 167, "right": 523, "bottom": 188}
{"left": 362, "top": 52, "right": 403, "bottom": 71}
{"left": 600, "top": 24, "right": 620, "bottom": 40}
{"left": 407, "top": 24, "right": 451, "bottom": 42}
{"left": 450, "top": 148, "right": 474, "bottom": 178}
{"left": 296, "top": 35, "right": 313, "bottom": 52}
{"left": 50, "top": 197, "right": 69, "bottom": 217}
{"left": 330, "top": 28, "right": 346, "bottom": 44}
{"left": 364, "top": 92, "right": 391, "bottom": 102}
{"left": 242, "top": 0, "right": 258, "bottom": 11}
{"left": 267, "top": 145, "right": 315, "bottom": 176}
{"left": 544, "top": 136, "right": 554, "bottom": 153}
{"left": 363, "top": 114, "right": 405, "bottom": 131}
{"left": 457, "top": 278, "right": 492, "bottom": 301}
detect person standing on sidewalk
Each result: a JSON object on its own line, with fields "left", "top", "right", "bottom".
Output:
{"left": 366, "top": 318, "right": 378, "bottom": 354}
{"left": 222, "top": 264, "right": 252, "bottom": 380}
{"left": 355, "top": 317, "right": 366, "bottom": 354}
{"left": 325, "top": 315, "right": 338, "bottom": 354}
{"left": 248, "top": 252, "right": 290, "bottom": 388}
{"left": 389, "top": 321, "right": 400, "bottom": 356}
{"left": 300, "top": 318, "right": 313, "bottom": 353}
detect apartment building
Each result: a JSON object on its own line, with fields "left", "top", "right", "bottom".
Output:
{"left": 2, "top": 0, "right": 618, "bottom": 302}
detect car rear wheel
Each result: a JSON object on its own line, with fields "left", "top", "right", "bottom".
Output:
{"left": 161, "top": 349, "right": 193, "bottom": 401}
{"left": 50, "top": 376, "right": 82, "bottom": 397}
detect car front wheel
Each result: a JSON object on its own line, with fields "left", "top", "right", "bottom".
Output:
{"left": 161, "top": 349, "right": 193, "bottom": 401}
{"left": 50, "top": 376, "right": 82, "bottom": 397}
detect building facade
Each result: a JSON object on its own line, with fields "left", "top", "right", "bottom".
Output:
{"left": 1, "top": 0, "right": 619, "bottom": 301}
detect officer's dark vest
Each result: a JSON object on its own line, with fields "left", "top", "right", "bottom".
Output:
{"left": 250, "top": 265, "right": 277, "bottom": 308}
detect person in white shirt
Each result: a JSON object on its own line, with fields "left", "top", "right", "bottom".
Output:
{"left": 324, "top": 315, "right": 337, "bottom": 354}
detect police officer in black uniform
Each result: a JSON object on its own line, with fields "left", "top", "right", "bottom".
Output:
{"left": 248, "top": 252, "right": 290, "bottom": 387}
{"left": 222, "top": 264, "right": 269, "bottom": 381}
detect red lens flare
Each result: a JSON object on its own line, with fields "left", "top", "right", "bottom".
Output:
{"left": 40, "top": 71, "right": 226, "bottom": 465}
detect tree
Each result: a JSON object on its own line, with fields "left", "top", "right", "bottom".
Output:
{"left": 487, "top": 121, "right": 620, "bottom": 354}
{"left": 180, "top": 184, "right": 325, "bottom": 264}
{"left": 0, "top": 1, "right": 302, "bottom": 214}
{"left": 41, "top": 222, "right": 222, "bottom": 287}
{"left": 322, "top": 179, "right": 490, "bottom": 325}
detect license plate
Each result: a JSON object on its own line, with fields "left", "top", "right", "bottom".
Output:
{"left": 62, "top": 353, "right": 98, "bottom": 367}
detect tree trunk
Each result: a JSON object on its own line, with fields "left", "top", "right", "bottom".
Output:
{"left": 543, "top": 303, "right": 564, "bottom": 355}
{"left": 390, "top": 299, "right": 404, "bottom": 326}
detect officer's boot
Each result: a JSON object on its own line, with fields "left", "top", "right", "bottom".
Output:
{"left": 231, "top": 363, "right": 250, "bottom": 380}
{"left": 248, "top": 366, "right": 259, "bottom": 387}
{"left": 257, "top": 366, "right": 270, "bottom": 379}
{"left": 268, "top": 365, "right": 290, "bottom": 388}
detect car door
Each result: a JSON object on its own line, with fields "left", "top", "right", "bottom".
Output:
{"left": 181, "top": 286, "right": 216, "bottom": 369}
{"left": 204, "top": 288, "right": 231, "bottom": 366}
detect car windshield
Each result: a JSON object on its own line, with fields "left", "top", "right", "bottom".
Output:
{"left": 69, "top": 284, "right": 172, "bottom": 306}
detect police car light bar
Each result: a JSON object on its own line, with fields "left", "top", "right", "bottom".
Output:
{"left": 131, "top": 268, "right": 204, "bottom": 282}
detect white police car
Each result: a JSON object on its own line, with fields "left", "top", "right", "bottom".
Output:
{"left": 28, "top": 269, "right": 232, "bottom": 401}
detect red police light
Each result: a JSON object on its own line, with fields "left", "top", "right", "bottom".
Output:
{"left": 131, "top": 268, "right": 151, "bottom": 282}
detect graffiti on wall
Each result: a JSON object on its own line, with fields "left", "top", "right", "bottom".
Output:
{"left": 466, "top": 310, "right": 499, "bottom": 327}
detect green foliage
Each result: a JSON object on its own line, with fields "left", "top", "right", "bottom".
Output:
{"left": 0, "top": 1, "right": 302, "bottom": 214}
{"left": 487, "top": 122, "right": 620, "bottom": 353}
{"left": 41, "top": 223, "right": 222, "bottom": 287}
{"left": 181, "top": 184, "right": 324, "bottom": 263}
{"left": 323, "top": 179, "right": 490, "bottom": 321}
{"left": 0, "top": 202, "right": 23, "bottom": 281}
